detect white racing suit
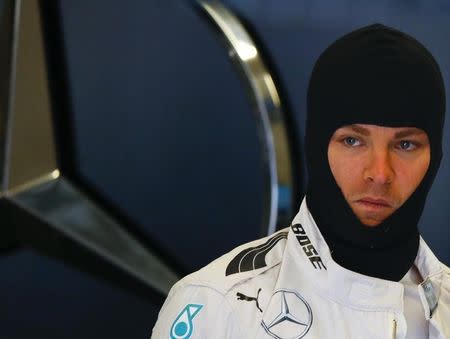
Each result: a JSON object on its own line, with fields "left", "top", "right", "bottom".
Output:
{"left": 151, "top": 198, "right": 450, "bottom": 338}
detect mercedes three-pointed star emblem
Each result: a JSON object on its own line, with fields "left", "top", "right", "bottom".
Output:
{"left": 261, "top": 289, "right": 313, "bottom": 339}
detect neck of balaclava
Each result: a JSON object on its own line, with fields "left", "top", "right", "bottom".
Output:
{"left": 305, "top": 171, "right": 426, "bottom": 281}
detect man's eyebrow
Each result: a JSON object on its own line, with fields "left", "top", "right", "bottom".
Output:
{"left": 394, "top": 128, "right": 426, "bottom": 139}
{"left": 348, "top": 125, "right": 370, "bottom": 136}
{"left": 341, "top": 125, "right": 426, "bottom": 138}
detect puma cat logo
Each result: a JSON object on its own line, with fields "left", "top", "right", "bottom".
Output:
{"left": 236, "top": 288, "right": 263, "bottom": 313}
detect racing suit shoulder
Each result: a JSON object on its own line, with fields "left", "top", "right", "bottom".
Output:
{"left": 187, "top": 227, "right": 289, "bottom": 293}
{"left": 151, "top": 281, "right": 243, "bottom": 338}
{"left": 151, "top": 228, "right": 289, "bottom": 338}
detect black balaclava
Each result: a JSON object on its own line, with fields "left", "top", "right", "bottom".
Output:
{"left": 305, "top": 23, "right": 446, "bottom": 281}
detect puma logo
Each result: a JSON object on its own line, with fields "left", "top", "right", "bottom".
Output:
{"left": 236, "top": 288, "right": 262, "bottom": 313}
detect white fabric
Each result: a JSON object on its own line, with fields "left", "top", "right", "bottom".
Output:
{"left": 151, "top": 197, "right": 450, "bottom": 338}
{"left": 400, "top": 266, "right": 429, "bottom": 339}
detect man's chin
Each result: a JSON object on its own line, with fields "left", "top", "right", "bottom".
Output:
{"left": 352, "top": 207, "right": 391, "bottom": 227}
{"left": 359, "top": 217, "right": 384, "bottom": 227}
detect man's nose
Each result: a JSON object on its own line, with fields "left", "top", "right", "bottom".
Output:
{"left": 364, "top": 148, "right": 394, "bottom": 185}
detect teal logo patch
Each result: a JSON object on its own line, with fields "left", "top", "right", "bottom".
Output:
{"left": 170, "top": 304, "right": 203, "bottom": 339}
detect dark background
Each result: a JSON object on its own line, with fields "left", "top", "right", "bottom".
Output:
{"left": 1, "top": 1, "right": 449, "bottom": 338}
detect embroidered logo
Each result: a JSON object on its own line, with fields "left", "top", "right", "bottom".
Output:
{"left": 170, "top": 304, "right": 203, "bottom": 339}
{"left": 237, "top": 288, "right": 263, "bottom": 312}
{"left": 261, "top": 289, "right": 313, "bottom": 339}
{"left": 291, "top": 223, "right": 326, "bottom": 270}
{"left": 226, "top": 231, "right": 288, "bottom": 275}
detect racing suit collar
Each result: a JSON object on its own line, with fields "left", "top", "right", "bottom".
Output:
{"left": 285, "top": 197, "right": 444, "bottom": 314}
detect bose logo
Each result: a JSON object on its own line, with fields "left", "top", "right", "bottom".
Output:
{"left": 291, "top": 223, "right": 327, "bottom": 270}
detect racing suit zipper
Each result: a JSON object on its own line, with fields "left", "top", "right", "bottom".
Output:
{"left": 391, "top": 319, "right": 397, "bottom": 339}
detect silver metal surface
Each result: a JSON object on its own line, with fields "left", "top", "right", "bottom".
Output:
{"left": 12, "top": 178, "right": 178, "bottom": 294}
{"left": 0, "top": 0, "right": 18, "bottom": 191}
{"left": 3, "top": 0, "right": 57, "bottom": 193}
{"left": 197, "top": 0, "right": 295, "bottom": 235}
{"left": 0, "top": 0, "right": 178, "bottom": 295}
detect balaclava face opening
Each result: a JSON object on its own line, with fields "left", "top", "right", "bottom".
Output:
{"left": 305, "top": 23, "right": 446, "bottom": 281}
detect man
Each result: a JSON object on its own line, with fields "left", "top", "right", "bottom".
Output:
{"left": 152, "top": 23, "right": 449, "bottom": 338}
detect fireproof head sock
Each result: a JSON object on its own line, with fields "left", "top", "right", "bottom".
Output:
{"left": 305, "top": 23, "right": 446, "bottom": 281}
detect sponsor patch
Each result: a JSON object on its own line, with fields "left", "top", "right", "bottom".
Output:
{"left": 170, "top": 304, "right": 203, "bottom": 339}
{"left": 226, "top": 232, "right": 288, "bottom": 276}
{"left": 291, "top": 223, "right": 326, "bottom": 270}
{"left": 236, "top": 288, "right": 263, "bottom": 312}
{"left": 262, "top": 289, "right": 313, "bottom": 339}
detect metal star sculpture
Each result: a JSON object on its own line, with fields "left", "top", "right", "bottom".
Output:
{"left": 0, "top": 0, "right": 178, "bottom": 297}
{"left": 0, "top": 0, "right": 300, "bottom": 299}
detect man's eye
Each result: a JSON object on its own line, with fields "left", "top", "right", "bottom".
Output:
{"left": 398, "top": 140, "right": 417, "bottom": 151}
{"left": 343, "top": 137, "right": 361, "bottom": 147}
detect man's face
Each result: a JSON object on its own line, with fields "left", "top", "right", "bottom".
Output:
{"left": 327, "top": 124, "right": 430, "bottom": 227}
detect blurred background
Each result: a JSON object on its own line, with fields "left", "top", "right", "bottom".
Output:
{"left": 1, "top": 0, "right": 449, "bottom": 338}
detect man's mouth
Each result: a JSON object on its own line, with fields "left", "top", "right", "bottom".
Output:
{"left": 355, "top": 197, "right": 392, "bottom": 209}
